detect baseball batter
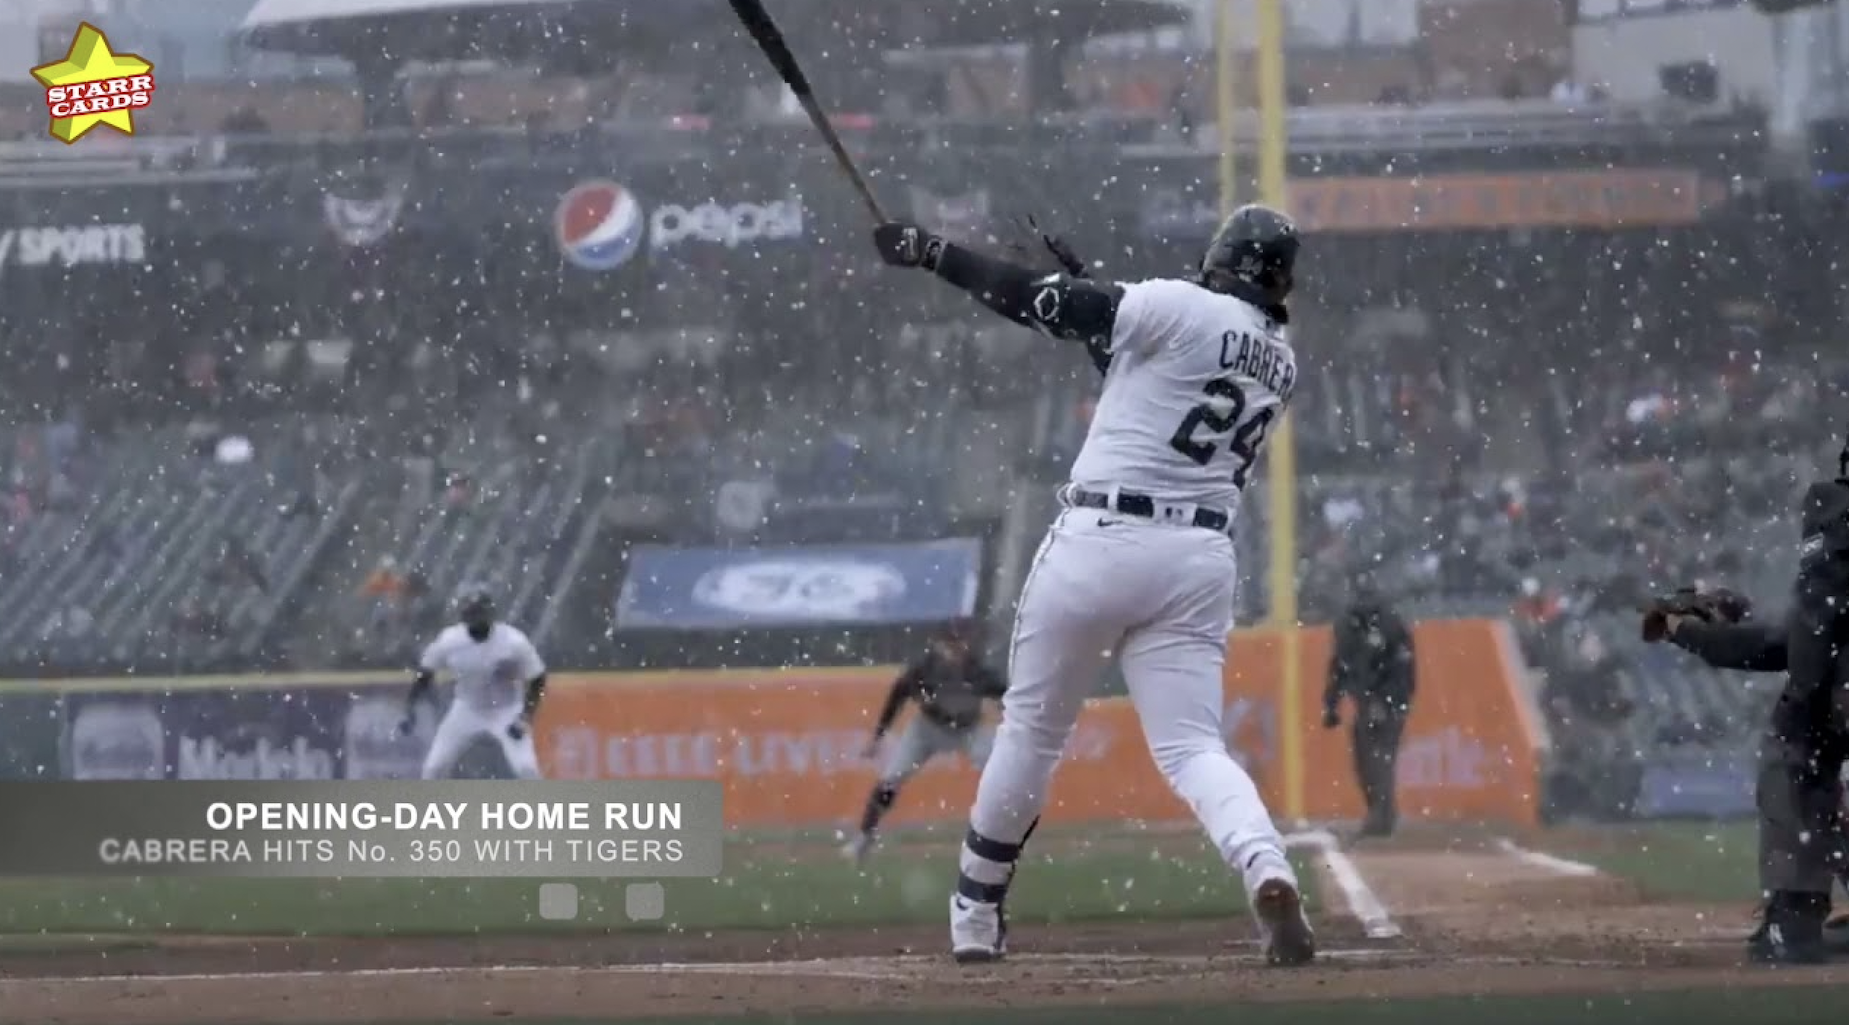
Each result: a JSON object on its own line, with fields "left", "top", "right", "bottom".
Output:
{"left": 399, "top": 584, "right": 549, "bottom": 780}
{"left": 874, "top": 205, "right": 1315, "bottom": 967}
{"left": 843, "top": 623, "right": 1008, "bottom": 866}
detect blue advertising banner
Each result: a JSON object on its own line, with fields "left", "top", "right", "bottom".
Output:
{"left": 168, "top": 686, "right": 353, "bottom": 780}
{"left": 62, "top": 682, "right": 522, "bottom": 781}
{"left": 0, "top": 691, "right": 64, "bottom": 780}
{"left": 63, "top": 691, "right": 173, "bottom": 780}
{"left": 64, "top": 686, "right": 350, "bottom": 780}
{"left": 341, "top": 683, "right": 431, "bottom": 780}
{"left": 615, "top": 538, "right": 984, "bottom": 631}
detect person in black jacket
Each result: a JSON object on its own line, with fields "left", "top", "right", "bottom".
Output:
{"left": 1322, "top": 582, "right": 1416, "bottom": 838}
{"left": 843, "top": 622, "right": 1007, "bottom": 866}
{"left": 1654, "top": 434, "right": 1849, "bottom": 964}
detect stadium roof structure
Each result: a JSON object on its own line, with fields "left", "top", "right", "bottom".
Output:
{"left": 240, "top": 0, "right": 1190, "bottom": 64}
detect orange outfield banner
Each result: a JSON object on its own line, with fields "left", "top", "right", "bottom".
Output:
{"left": 535, "top": 619, "right": 1541, "bottom": 829}
{"left": 1290, "top": 169, "right": 1720, "bottom": 233}
{"left": 537, "top": 666, "right": 1180, "bottom": 828}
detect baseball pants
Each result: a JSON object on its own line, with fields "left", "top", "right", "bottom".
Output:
{"left": 960, "top": 507, "right": 1293, "bottom": 900}
{"left": 1352, "top": 702, "right": 1406, "bottom": 834}
{"left": 1757, "top": 596, "right": 1849, "bottom": 896}
{"left": 422, "top": 701, "right": 543, "bottom": 780}
{"left": 882, "top": 717, "right": 994, "bottom": 784}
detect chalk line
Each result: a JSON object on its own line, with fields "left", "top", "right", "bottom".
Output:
{"left": 0, "top": 961, "right": 909, "bottom": 986}
{"left": 1288, "top": 830, "right": 1402, "bottom": 940}
{"left": 1493, "top": 837, "right": 1601, "bottom": 878}
{"left": 0, "top": 947, "right": 1685, "bottom": 989}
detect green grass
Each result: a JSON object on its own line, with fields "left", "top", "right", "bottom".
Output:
{"left": 0, "top": 834, "right": 1312, "bottom": 936}
{"left": 1540, "top": 821, "right": 1758, "bottom": 903}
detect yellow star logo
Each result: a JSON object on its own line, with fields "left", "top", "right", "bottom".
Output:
{"left": 30, "top": 22, "right": 155, "bottom": 145}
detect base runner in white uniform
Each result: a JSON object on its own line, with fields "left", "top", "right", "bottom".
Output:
{"left": 873, "top": 205, "right": 1315, "bottom": 967}
{"left": 399, "top": 584, "right": 549, "bottom": 780}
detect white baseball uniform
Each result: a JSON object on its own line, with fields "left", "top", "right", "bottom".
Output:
{"left": 417, "top": 622, "right": 546, "bottom": 779}
{"left": 961, "top": 277, "right": 1299, "bottom": 904}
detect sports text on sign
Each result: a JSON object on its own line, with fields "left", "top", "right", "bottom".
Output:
{"left": 0, "top": 225, "right": 146, "bottom": 269}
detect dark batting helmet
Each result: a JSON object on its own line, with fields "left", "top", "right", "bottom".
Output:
{"left": 1200, "top": 204, "right": 1299, "bottom": 308}
{"left": 455, "top": 582, "right": 496, "bottom": 632}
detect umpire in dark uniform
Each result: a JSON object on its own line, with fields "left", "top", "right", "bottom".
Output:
{"left": 1322, "top": 581, "right": 1416, "bottom": 838}
{"left": 1653, "top": 432, "right": 1849, "bottom": 964}
{"left": 843, "top": 621, "right": 1007, "bottom": 867}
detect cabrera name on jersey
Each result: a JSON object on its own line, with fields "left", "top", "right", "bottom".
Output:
{"left": 1070, "top": 278, "right": 1297, "bottom": 511}
{"left": 418, "top": 623, "right": 546, "bottom": 711}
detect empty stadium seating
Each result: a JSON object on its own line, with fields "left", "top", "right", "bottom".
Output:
{"left": 0, "top": 423, "right": 359, "bottom": 673}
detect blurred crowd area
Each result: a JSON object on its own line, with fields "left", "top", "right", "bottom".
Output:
{"left": 0, "top": 0, "right": 1584, "bottom": 141}
{"left": 1, "top": 184, "right": 1837, "bottom": 683}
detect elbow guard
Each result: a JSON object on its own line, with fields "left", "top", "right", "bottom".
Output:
{"left": 1023, "top": 273, "right": 1121, "bottom": 344}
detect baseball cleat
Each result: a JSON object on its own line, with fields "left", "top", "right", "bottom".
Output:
{"left": 949, "top": 894, "right": 1006, "bottom": 963}
{"left": 1748, "top": 922, "right": 1828, "bottom": 965}
{"left": 1254, "top": 878, "right": 1317, "bottom": 967}
{"left": 1749, "top": 894, "right": 1829, "bottom": 966}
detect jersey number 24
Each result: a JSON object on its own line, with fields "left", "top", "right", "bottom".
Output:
{"left": 1169, "top": 377, "right": 1276, "bottom": 489}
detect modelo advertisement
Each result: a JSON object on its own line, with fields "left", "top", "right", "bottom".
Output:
{"left": 58, "top": 681, "right": 505, "bottom": 781}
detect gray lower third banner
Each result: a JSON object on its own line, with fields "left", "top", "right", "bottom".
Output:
{"left": 0, "top": 781, "right": 723, "bottom": 877}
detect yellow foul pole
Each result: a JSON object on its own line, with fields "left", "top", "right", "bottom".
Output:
{"left": 1255, "top": 0, "right": 1303, "bottom": 823}
{"left": 1214, "top": 0, "right": 1239, "bottom": 218}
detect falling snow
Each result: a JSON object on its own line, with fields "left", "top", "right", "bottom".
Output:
{"left": 0, "top": 0, "right": 1837, "bottom": 1013}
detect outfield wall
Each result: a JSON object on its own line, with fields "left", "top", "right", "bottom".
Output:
{"left": 542, "top": 618, "right": 1541, "bottom": 828}
{"left": 2, "top": 618, "right": 1541, "bottom": 829}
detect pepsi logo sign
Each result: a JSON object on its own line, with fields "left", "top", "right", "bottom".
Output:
{"left": 650, "top": 199, "right": 804, "bottom": 251}
{"left": 555, "top": 180, "right": 646, "bottom": 271}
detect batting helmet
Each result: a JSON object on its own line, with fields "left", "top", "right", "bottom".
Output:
{"left": 455, "top": 582, "right": 496, "bottom": 630}
{"left": 1200, "top": 204, "right": 1299, "bottom": 309}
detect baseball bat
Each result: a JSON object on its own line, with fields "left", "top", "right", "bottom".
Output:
{"left": 727, "top": 0, "right": 889, "bottom": 224}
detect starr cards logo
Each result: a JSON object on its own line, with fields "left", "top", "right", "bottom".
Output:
{"left": 31, "top": 23, "right": 155, "bottom": 145}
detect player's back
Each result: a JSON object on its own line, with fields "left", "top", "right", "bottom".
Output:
{"left": 1069, "top": 278, "right": 1297, "bottom": 516}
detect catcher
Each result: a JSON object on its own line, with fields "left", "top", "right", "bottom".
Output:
{"left": 1647, "top": 434, "right": 1849, "bottom": 964}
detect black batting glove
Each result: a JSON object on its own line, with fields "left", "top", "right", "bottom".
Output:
{"left": 506, "top": 718, "right": 528, "bottom": 742}
{"left": 873, "top": 222, "right": 944, "bottom": 270}
{"left": 1023, "top": 215, "right": 1089, "bottom": 279}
